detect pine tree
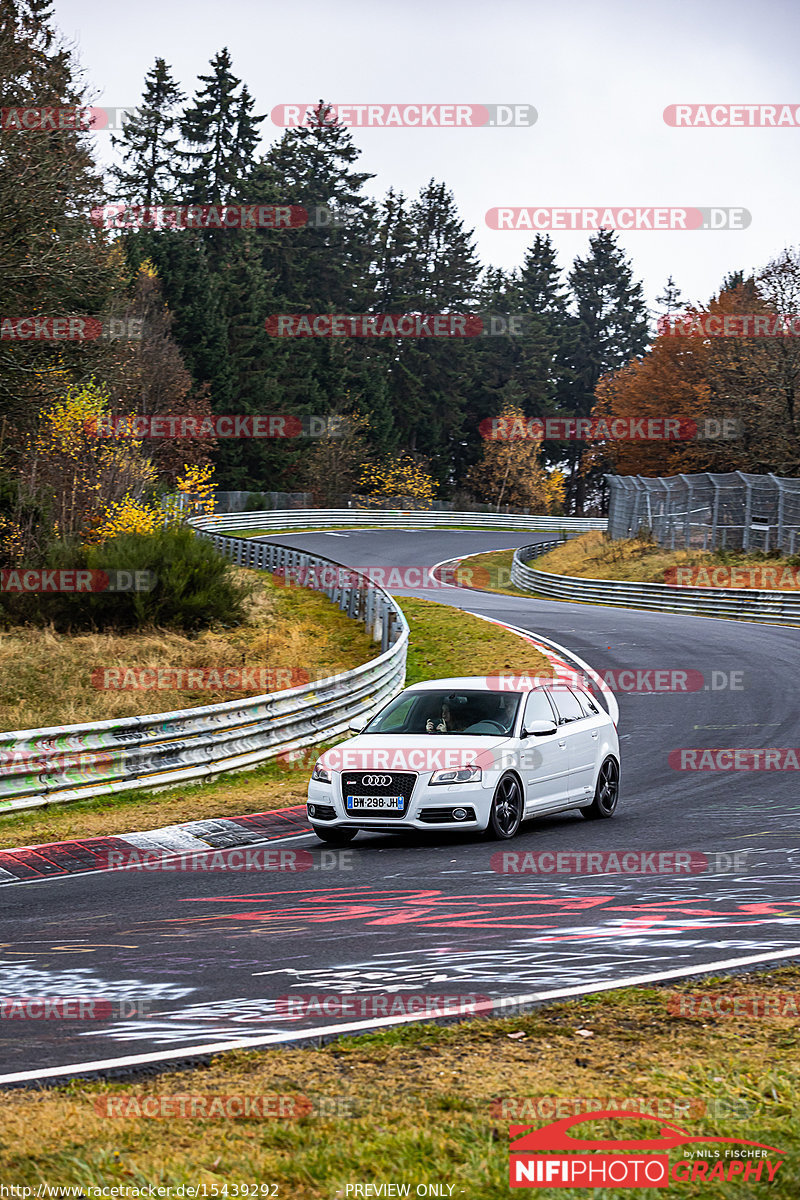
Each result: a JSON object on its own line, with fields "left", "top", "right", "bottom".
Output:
{"left": 565, "top": 230, "right": 650, "bottom": 512}
{"left": 246, "top": 109, "right": 393, "bottom": 490}
{"left": 0, "top": 0, "right": 114, "bottom": 424}
{"left": 176, "top": 48, "right": 265, "bottom": 204}
{"left": 386, "top": 180, "right": 481, "bottom": 483}
{"left": 655, "top": 274, "right": 683, "bottom": 315}
{"left": 108, "top": 58, "right": 185, "bottom": 206}
{"left": 516, "top": 234, "right": 572, "bottom": 438}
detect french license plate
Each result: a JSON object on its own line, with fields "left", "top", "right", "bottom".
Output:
{"left": 346, "top": 795, "right": 404, "bottom": 811}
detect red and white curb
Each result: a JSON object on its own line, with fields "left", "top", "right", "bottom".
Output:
{"left": 0, "top": 807, "right": 310, "bottom": 887}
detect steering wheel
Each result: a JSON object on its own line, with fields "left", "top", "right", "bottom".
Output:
{"left": 468, "top": 719, "right": 506, "bottom": 733}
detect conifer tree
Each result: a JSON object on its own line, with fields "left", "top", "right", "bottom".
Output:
{"left": 109, "top": 58, "right": 185, "bottom": 205}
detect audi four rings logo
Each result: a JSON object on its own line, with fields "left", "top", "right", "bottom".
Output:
{"left": 362, "top": 774, "right": 392, "bottom": 787}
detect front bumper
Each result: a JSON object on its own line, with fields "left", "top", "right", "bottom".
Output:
{"left": 307, "top": 775, "right": 490, "bottom": 831}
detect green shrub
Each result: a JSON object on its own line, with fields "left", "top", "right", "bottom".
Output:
{"left": 0, "top": 527, "right": 251, "bottom": 632}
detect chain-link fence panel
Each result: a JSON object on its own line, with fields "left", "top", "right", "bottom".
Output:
{"left": 606, "top": 472, "right": 800, "bottom": 554}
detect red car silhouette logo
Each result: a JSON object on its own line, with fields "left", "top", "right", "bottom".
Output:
{"left": 510, "top": 1111, "right": 785, "bottom": 1155}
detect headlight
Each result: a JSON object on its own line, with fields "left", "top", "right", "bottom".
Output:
{"left": 430, "top": 765, "right": 482, "bottom": 785}
{"left": 311, "top": 762, "right": 332, "bottom": 783}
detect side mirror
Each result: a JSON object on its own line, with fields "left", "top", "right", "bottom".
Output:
{"left": 522, "top": 719, "right": 557, "bottom": 738}
{"left": 348, "top": 719, "right": 366, "bottom": 735}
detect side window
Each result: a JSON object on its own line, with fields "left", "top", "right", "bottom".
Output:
{"left": 549, "top": 687, "right": 586, "bottom": 724}
{"left": 522, "top": 688, "right": 557, "bottom": 729}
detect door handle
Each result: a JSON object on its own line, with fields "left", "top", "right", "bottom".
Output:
{"left": 591, "top": 732, "right": 599, "bottom": 739}
{"left": 558, "top": 740, "right": 566, "bottom": 749}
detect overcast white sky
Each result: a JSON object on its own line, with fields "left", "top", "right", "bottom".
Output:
{"left": 54, "top": 0, "right": 800, "bottom": 313}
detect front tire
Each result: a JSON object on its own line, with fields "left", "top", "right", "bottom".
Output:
{"left": 485, "top": 773, "right": 524, "bottom": 839}
{"left": 312, "top": 825, "right": 357, "bottom": 844}
{"left": 580, "top": 757, "right": 619, "bottom": 820}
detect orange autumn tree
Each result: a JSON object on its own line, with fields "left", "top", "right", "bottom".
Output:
{"left": 588, "top": 279, "right": 792, "bottom": 478}
{"left": 467, "top": 403, "right": 565, "bottom": 512}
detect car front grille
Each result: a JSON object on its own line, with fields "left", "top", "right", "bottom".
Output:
{"left": 341, "top": 771, "right": 417, "bottom": 819}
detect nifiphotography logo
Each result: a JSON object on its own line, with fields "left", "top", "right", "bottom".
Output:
{"left": 508, "top": 1110, "right": 786, "bottom": 1188}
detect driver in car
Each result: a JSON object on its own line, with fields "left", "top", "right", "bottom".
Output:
{"left": 495, "top": 695, "right": 517, "bottom": 733}
{"left": 426, "top": 699, "right": 469, "bottom": 733}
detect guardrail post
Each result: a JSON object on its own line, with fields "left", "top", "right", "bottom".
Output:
{"left": 382, "top": 606, "right": 394, "bottom": 653}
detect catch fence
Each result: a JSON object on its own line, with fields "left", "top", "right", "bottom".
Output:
{"left": 606, "top": 472, "right": 800, "bottom": 554}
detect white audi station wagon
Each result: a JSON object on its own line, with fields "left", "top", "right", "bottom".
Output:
{"left": 307, "top": 676, "right": 620, "bottom": 843}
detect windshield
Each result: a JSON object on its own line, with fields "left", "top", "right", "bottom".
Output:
{"left": 364, "top": 690, "right": 521, "bottom": 736}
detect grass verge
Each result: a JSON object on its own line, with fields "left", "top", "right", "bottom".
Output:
{"left": 446, "top": 535, "right": 800, "bottom": 602}
{"left": 443, "top": 549, "right": 532, "bottom": 597}
{"left": 1, "top": 965, "right": 797, "bottom": 1197}
{"left": 402, "top": 595, "right": 551, "bottom": 684}
{"left": 534, "top": 530, "right": 800, "bottom": 588}
{"left": 0, "top": 570, "right": 375, "bottom": 730}
{"left": 0, "top": 597, "right": 551, "bottom": 849}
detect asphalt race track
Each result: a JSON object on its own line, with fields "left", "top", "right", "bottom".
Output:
{"left": 1, "top": 529, "right": 798, "bottom": 1083}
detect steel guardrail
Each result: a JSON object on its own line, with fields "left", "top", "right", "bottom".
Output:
{"left": 197, "top": 508, "right": 607, "bottom": 533}
{"left": 0, "top": 537, "right": 408, "bottom": 814}
{"left": 511, "top": 543, "right": 800, "bottom": 625}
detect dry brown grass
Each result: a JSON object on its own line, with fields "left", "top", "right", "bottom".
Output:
{"left": 0, "top": 597, "right": 555, "bottom": 848}
{"left": 534, "top": 530, "right": 800, "bottom": 585}
{"left": 0, "top": 570, "right": 375, "bottom": 730}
